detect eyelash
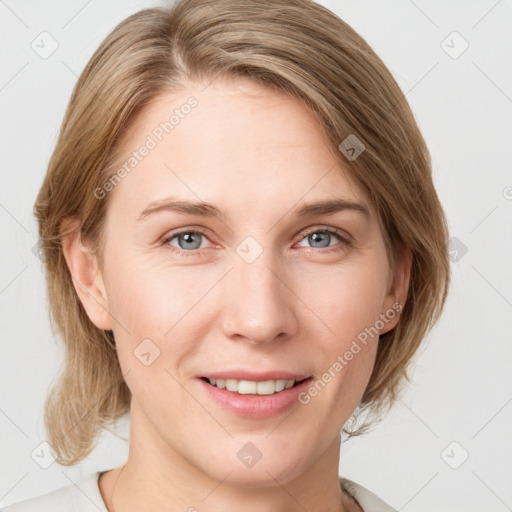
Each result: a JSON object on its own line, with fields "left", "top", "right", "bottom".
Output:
{"left": 162, "top": 227, "right": 351, "bottom": 257}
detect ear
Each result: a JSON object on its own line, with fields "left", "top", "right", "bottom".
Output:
{"left": 61, "top": 219, "right": 113, "bottom": 331}
{"left": 380, "top": 245, "right": 412, "bottom": 335}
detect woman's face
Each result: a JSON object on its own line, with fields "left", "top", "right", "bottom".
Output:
{"left": 82, "top": 77, "right": 404, "bottom": 485}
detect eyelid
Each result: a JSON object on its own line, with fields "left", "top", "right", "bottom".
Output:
{"left": 161, "top": 227, "right": 216, "bottom": 253}
{"left": 162, "top": 224, "right": 352, "bottom": 256}
{"left": 296, "top": 225, "right": 352, "bottom": 244}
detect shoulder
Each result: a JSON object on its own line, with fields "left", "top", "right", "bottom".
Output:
{"left": 0, "top": 472, "right": 107, "bottom": 512}
{"left": 2, "top": 472, "right": 393, "bottom": 512}
{"left": 340, "top": 477, "right": 397, "bottom": 512}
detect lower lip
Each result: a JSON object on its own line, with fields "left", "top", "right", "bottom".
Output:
{"left": 197, "top": 377, "right": 313, "bottom": 419}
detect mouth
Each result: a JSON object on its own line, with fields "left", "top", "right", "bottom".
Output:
{"left": 197, "top": 373, "right": 314, "bottom": 418}
{"left": 199, "top": 376, "right": 313, "bottom": 396}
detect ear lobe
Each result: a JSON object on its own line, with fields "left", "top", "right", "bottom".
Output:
{"left": 61, "top": 219, "right": 112, "bottom": 331}
{"left": 380, "top": 245, "right": 413, "bottom": 334}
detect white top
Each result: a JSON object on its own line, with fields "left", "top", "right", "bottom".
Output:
{"left": 1, "top": 471, "right": 396, "bottom": 512}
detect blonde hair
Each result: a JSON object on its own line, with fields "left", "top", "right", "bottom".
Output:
{"left": 34, "top": 0, "right": 450, "bottom": 465}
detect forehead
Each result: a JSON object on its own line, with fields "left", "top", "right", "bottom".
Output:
{"left": 118, "top": 76, "right": 330, "bottom": 161}
{"left": 106, "top": 77, "right": 371, "bottom": 218}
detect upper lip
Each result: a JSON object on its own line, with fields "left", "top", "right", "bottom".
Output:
{"left": 199, "top": 371, "right": 312, "bottom": 382}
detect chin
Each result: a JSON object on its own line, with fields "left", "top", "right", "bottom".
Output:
{"left": 196, "top": 436, "right": 315, "bottom": 488}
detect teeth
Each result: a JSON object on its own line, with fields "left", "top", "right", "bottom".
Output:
{"left": 207, "top": 378, "right": 297, "bottom": 395}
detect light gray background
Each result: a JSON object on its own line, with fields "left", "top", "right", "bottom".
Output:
{"left": 1, "top": 0, "right": 511, "bottom": 510}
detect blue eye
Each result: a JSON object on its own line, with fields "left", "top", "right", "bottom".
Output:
{"left": 164, "top": 231, "right": 209, "bottom": 253}
{"left": 296, "top": 228, "right": 350, "bottom": 252}
{"left": 162, "top": 227, "right": 350, "bottom": 257}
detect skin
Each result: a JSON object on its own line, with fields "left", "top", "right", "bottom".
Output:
{"left": 63, "top": 76, "right": 410, "bottom": 512}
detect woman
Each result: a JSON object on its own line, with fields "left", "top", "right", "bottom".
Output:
{"left": 2, "top": 0, "right": 450, "bottom": 510}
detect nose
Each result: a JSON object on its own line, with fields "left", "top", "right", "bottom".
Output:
{"left": 220, "top": 250, "right": 298, "bottom": 345}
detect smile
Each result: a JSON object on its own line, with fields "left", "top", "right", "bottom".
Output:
{"left": 202, "top": 377, "right": 308, "bottom": 395}
{"left": 198, "top": 375, "right": 314, "bottom": 418}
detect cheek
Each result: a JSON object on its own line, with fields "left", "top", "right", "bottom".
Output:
{"left": 103, "top": 252, "right": 223, "bottom": 389}
{"left": 298, "top": 259, "right": 390, "bottom": 345}
{"left": 292, "top": 259, "right": 388, "bottom": 401}
{"left": 105, "top": 250, "right": 209, "bottom": 337}
{"left": 105, "top": 258, "right": 200, "bottom": 410}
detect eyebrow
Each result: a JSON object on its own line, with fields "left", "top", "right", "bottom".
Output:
{"left": 137, "top": 197, "right": 370, "bottom": 222}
